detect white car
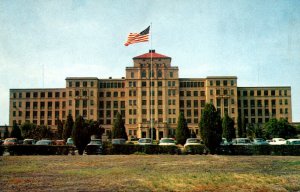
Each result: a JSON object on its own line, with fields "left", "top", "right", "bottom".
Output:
{"left": 269, "top": 138, "right": 286, "bottom": 145}
{"left": 184, "top": 138, "right": 202, "bottom": 148}
{"left": 232, "top": 138, "right": 252, "bottom": 145}
{"left": 159, "top": 138, "right": 176, "bottom": 146}
{"left": 286, "top": 139, "right": 300, "bottom": 145}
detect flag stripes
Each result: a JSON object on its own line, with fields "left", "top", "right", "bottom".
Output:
{"left": 124, "top": 26, "right": 150, "bottom": 46}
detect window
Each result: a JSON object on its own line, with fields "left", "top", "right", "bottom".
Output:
{"left": 264, "top": 90, "right": 269, "bottom": 96}
{"left": 91, "top": 81, "right": 94, "bottom": 87}
{"left": 69, "top": 81, "right": 72, "bottom": 87}
{"left": 200, "top": 91, "right": 205, "bottom": 96}
{"left": 131, "top": 72, "right": 134, "bottom": 78}
{"left": 257, "top": 90, "right": 261, "bottom": 96}
{"left": 83, "top": 81, "right": 87, "bottom": 87}
{"left": 271, "top": 90, "right": 275, "bottom": 96}
{"left": 26, "top": 92, "right": 30, "bottom": 98}
{"left": 142, "top": 81, "right": 147, "bottom": 87}
{"left": 250, "top": 90, "right": 254, "bottom": 96}
{"left": 157, "top": 70, "right": 162, "bottom": 78}
{"left": 210, "top": 90, "right": 213, "bottom": 96}
{"left": 106, "top": 92, "right": 111, "bottom": 97}
{"left": 223, "top": 80, "right": 227, "bottom": 86}
{"left": 170, "top": 72, "right": 173, "bottom": 78}
{"left": 141, "top": 70, "right": 146, "bottom": 78}
{"left": 114, "top": 92, "right": 118, "bottom": 97}
{"left": 216, "top": 80, "right": 220, "bottom": 86}
{"left": 48, "top": 92, "right": 52, "bottom": 98}
{"left": 75, "top": 82, "right": 80, "bottom": 87}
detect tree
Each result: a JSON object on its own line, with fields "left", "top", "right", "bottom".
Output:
{"left": 190, "top": 130, "right": 197, "bottom": 138}
{"left": 254, "top": 124, "right": 265, "bottom": 138}
{"left": 4, "top": 125, "right": 10, "bottom": 139}
{"left": 199, "top": 103, "right": 222, "bottom": 154}
{"left": 63, "top": 114, "right": 74, "bottom": 141}
{"left": 246, "top": 123, "right": 255, "bottom": 140}
{"left": 264, "top": 118, "right": 297, "bottom": 139}
{"left": 10, "top": 123, "right": 22, "bottom": 139}
{"left": 112, "top": 112, "right": 127, "bottom": 140}
{"left": 20, "top": 122, "right": 37, "bottom": 139}
{"left": 222, "top": 113, "right": 235, "bottom": 142}
{"left": 37, "top": 125, "right": 53, "bottom": 139}
{"left": 87, "top": 120, "right": 105, "bottom": 139}
{"left": 56, "top": 118, "right": 64, "bottom": 139}
{"left": 237, "top": 115, "right": 244, "bottom": 138}
{"left": 72, "top": 116, "right": 90, "bottom": 155}
{"left": 176, "top": 112, "right": 190, "bottom": 145}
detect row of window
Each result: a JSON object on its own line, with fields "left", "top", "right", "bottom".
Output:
{"left": 99, "top": 91, "right": 125, "bottom": 97}
{"left": 241, "top": 108, "right": 289, "bottom": 116}
{"left": 13, "top": 101, "right": 67, "bottom": 109}
{"left": 99, "top": 82, "right": 125, "bottom": 88}
{"left": 180, "top": 81, "right": 205, "bottom": 88}
{"left": 209, "top": 80, "right": 235, "bottom": 86}
{"left": 238, "top": 89, "right": 289, "bottom": 97}
{"left": 12, "top": 91, "right": 66, "bottom": 99}
{"left": 99, "top": 101, "right": 126, "bottom": 108}
{"left": 140, "top": 70, "right": 174, "bottom": 78}
{"left": 180, "top": 91, "right": 205, "bottom": 97}
{"left": 68, "top": 81, "right": 95, "bottom": 88}
{"left": 238, "top": 99, "right": 288, "bottom": 108}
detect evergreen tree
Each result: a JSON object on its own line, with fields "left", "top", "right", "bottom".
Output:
{"left": 254, "top": 124, "right": 265, "bottom": 138}
{"left": 20, "top": 122, "right": 37, "bottom": 139}
{"left": 112, "top": 112, "right": 128, "bottom": 140}
{"left": 88, "top": 120, "right": 105, "bottom": 139}
{"left": 56, "top": 118, "right": 64, "bottom": 139}
{"left": 176, "top": 112, "right": 190, "bottom": 145}
{"left": 199, "top": 103, "right": 222, "bottom": 154}
{"left": 222, "top": 113, "right": 235, "bottom": 142}
{"left": 63, "top": 114, "right": 74, "bottom": 141}
{"left": 237, "top": 115, "right": 244, "bottom": 138}
{"left": 246, "top": 123, "right": 255, "bottom": 140}
{"left": 10, "top": 123, "right": 22, "bottom": 139}
{"left": 37, "top": 125, "right": 53, "bottom": 139}
{"left": 4, "top": 125, "right": 10, "bottom": 139}
{"left": 72, "top": 116, "right": 90, "bottom": 155}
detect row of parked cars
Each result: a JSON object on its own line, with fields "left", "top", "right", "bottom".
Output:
{"left": 222, "top": 138, "right": 300, "bottom": 145}
{"left": 1, "top": 138, "right": 75, "bottom": 146}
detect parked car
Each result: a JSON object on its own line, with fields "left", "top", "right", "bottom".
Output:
{"left": 252, "top": 138, "right": 269, "bottom": 145}
{"left": 66, "top": 138, "right": 74, "bottom": 146}
{"left": 269, "top": 138, "right": 286, "bottom": 145}
{"left": 112, "top": 138, "right": 126, "bottom": 145}
{"left": 84, "top": 139, "right": 103, "bottom": 155}
{"left": 159, "top": 138, "right": 176, "bottom": 146}
{"left": 23, "top": 139, "right": 36, "bottom": 145}
{"left": 35, "top": 139, "right": 53, "bottom": 145}
{"left": 138, "top": 138, "right": 153, "bottom": 145}
{"left": 184, "top": 138, "right": 202, "bottom": 148}
{"left": 232, "top": 138, "right": 252, "bottom": 145}
{"left": 220, "top": 138, "right": 232, "bottom": 146}
{"left": 286, "top": 139, "right": 300, "bottom": 145}
{"left": 3, "top": 138, "right": 18, "bottom": 145}
{"left": 55, "top": 140, "right": 66, "bottom": 146}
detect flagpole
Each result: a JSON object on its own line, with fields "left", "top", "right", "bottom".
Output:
{"left": 150, "top": 22, "right": 153, "bottom": 142}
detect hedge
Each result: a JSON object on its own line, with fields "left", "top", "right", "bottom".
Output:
{"left": 218, "top": 145, "right": 300, "bottom": 156}
{"left": 2, "top": 145, "right": 75, "bottom": 156}
{"left": 183, "top": 145, "right": 207, "bottom": 155}
{"left": 102, "top": 143, "right": 180, "bottom": 155}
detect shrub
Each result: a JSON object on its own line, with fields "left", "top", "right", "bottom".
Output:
{"left": 4, "top": 145, "right": 75, "bottom": 156}
{"left": 183, "top": 145, "right": 206, "bottom": 155}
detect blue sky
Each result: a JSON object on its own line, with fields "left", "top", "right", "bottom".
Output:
{"left": 0, "top": 0, "right": 300, "bottom": 124}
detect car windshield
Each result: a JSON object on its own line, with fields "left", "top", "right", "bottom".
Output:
{"left": 89, "top": 140, "right": 102, "bottom": 145}
{"left": 160, "top": 139, "right": 175, "bottom": 143}
{"left": 254, "top": 139, "right": 264, "bottom": 142}
{"left": 6, "top": 139, "right": 17, "bottom": 142}
{"left": 139, "top": 139, "right": 152, "bottom": 143}
{"left": 187, "top": 139, "right": 201, "bottom": 143}
{"left": 36, "top": 140, "right": 51, "bottom": 145}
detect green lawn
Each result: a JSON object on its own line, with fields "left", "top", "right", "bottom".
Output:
{"left": 1, "top": 155, "right": 300, "bottom": 191}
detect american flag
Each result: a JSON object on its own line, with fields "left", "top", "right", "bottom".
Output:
{"left": 124, "top": 26, "right": 150, "bottom": 46}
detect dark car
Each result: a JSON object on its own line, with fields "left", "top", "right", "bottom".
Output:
{"left": 84, "top": 139, "right": 103, "bottom": 155}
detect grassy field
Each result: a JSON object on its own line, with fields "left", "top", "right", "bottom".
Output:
{"left": 1, "top": 155, "right": 300, "bottom": 192}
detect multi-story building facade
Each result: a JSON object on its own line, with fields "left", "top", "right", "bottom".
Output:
{"left": 9, "top": 50, "right": 292, "bottom": 139}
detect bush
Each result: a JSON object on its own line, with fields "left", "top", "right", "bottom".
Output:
{"left": 102, "top": 144, "right": 180, "bottom": 155}
{"left": 4, "top": 145, "right": 75, "bottom": 156}
{"left": 183, "top": 145, "right": 206, "bottom": 155}
{"left": 0, "top": 146, "right": 4, "bottom": 156}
